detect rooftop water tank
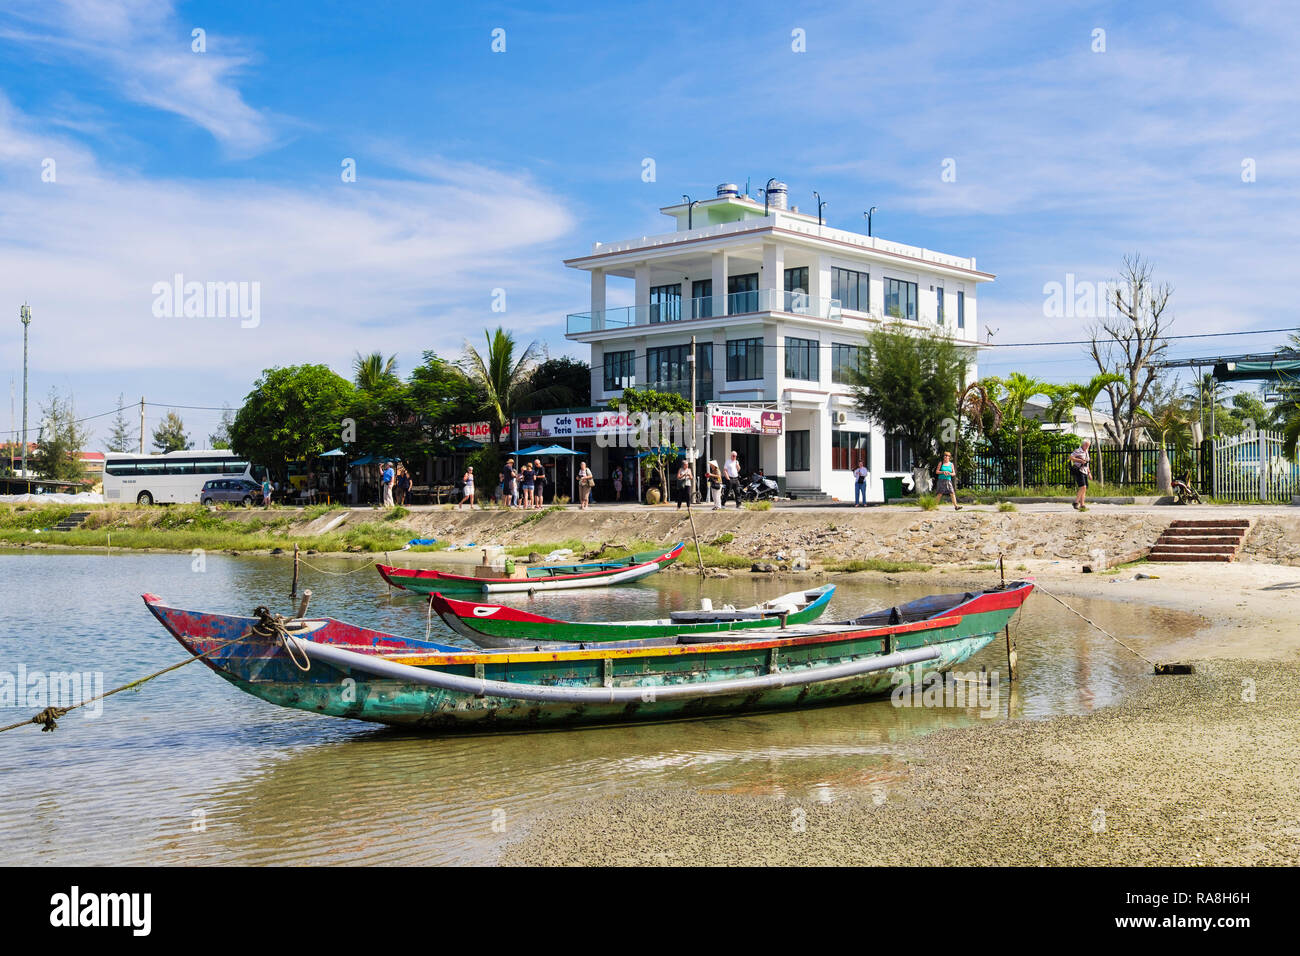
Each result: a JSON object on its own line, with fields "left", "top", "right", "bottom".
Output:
{"left": 716, "top": 183, "right": 739, "bottom": 198}
{"left": 766, "top": 181, "right": 788, "bottom": 210}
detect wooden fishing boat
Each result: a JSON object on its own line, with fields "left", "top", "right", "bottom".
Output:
{"left": 430, "top": 584, "right": 837, "bottom": 647}
{"left": 142, "top": 580, "right": 1033, "bottom": 732}
{"left": 376, "top": 543, "right": 684, "bottom": 594}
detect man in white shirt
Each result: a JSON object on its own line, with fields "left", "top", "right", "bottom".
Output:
{"left": 852, "top": 458, "right": 869, "bottom": 506}
{"left": 723, "top": 451, "right": 742, "bottom": 509}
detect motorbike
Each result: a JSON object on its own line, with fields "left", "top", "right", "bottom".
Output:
{"left": 742, "top": 472, "right": 780, "bottom": 502}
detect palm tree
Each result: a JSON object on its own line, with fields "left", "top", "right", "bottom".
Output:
{"left": 1279, "top": 333, "right": 1300, "bottom": 461}
{"left": 1048, "top": 372, "right": 1126, "bottom": 485}
{"left": 1141, "top": 403, "right": 1190, "bottom": 494}
{"left": 992, "top": 372, "right": 1053, "bottom": 489}
{"left": 954, "top": 380, "right": 1002, "bottom": 483}
{"left": 353, "top": 352, "right": 398, "bottom": 390}
{"left": 461, "top": 328, "right": 541, "bottom": 446}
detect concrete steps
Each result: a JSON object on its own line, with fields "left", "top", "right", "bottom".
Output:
{"left": 51, "top": 511, "right": 90, "bottom": 532}
{"left": 1148, "top": 519, "right": 1252, "bottom": 562}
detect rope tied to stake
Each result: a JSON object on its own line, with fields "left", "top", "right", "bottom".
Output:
{"left": 1033, "top": 581, "right": 1156, "bottom": 667}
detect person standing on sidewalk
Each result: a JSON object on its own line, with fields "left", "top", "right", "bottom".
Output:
{"left": 706, "top": 459, "right": 723, "bottom": 510}
{"left": 723, "top": 451, "right": 743, "bottom": 509}
{"left": 675, "top": 459, "right": 694, "bottom": 510}
{"left": 1069, "top": 439, "right": 1091, "bottom": 512}
{"left": 852, "top": 458, "right": 869, "bottom": 507}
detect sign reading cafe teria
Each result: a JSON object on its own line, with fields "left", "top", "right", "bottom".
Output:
{"left": 708, "top": 406, "right": 783, "bottom": 436}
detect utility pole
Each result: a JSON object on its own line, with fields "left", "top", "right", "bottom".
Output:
{"left": 20, "top": 304, "right": 31, "bottom": 480}
{"left": 687, "top": 336, "right": 703, "bottom": 573}
{"left": 139, "top": 396, "right": 146, "bottom": 454}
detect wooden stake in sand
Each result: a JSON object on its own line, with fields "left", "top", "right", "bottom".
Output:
{"left": 291, "top": 543, "right": 300, "bottom": 598}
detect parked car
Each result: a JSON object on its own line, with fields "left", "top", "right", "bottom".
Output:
{"left": 201, "top": 478, "right": 264, "bottom": 507}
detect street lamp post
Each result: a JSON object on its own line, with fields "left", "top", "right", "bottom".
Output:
{"left": 864, "top": 206, "right": 877, "bottom": 237}
{"left": 763, "top": 177, "right": 778, "bottom": 216}
{"left": 682, "top": 194, "right": 701, "bottom": 229}
{"left": 19, "top": 304, "right": 31, "bottom": 482}
{"left": 814, "top": 191, "right": 827, "bottom": 227}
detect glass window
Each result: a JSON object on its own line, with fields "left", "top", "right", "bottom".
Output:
{"left": 727, "top": 273, "right": 758, "bottom": 314}
{"left": 163, "top": 459, "right": 195, "bottom": 475}
{"left": 691, "top": 279, "right": 712, "bottom": 319}
{"left": 783, "top": 267, "right": 808, "bottom": 293}
{"left": 957, "top": 290, "right": 965, "bottom": 328}
{"left": 649, "top": 283, "right": 681, "bottom": 324}
{"left": 786, "top": 430, "right": 810, "bottom": 471}
{"left": 105, "top": 460, "right": 136, "bottom": 476}
{"left": 831, "top": 267, "right": 868, "bottom": 312}
{"left": 831, "top": 343, "right": 863, "bottom": 384}
{"left": 726, "top": 337, "right": 764, "bottom": 381}
{"left": 936, "top": 287, "right": 944, "bottom": 325}
{"left": 195, "top": 459, "right": 224, "bottom": 474}
{"left": 647, "top": 344, "right": 712, "bottom": 401}
{"left": 603, "top": 350, "right": 635, "bottom": 391}
{"left": 885, "top": 435, "right": 912, "bottom": 472}
{"left": 784, "top": 337, "right": 819, "bottom": 381}
{"left": 224, "top": 460, "right": 250, "bottom": 474}
{"left": 831, "top": 430, "right": 869, "bottom": 471}
{"left": 884, "top": 278, "right": 918, "bottom": 320}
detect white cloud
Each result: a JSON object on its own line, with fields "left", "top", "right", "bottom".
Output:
{"left": 0, "top": 0, "right": 274, "bottom": 154}
{"left": 0, "top": 93, "right": 579, "bottom": 442}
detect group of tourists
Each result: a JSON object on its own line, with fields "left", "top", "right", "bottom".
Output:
{"left": 378, "top": 461, "right": 411, "bottom": 507}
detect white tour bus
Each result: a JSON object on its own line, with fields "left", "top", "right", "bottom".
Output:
{"left": 103, "top": 450, "right": 263, "bottom": 505}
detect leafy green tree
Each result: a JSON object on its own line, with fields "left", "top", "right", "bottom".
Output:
{"left": 105, "top": 393, "right": 136, "bottom": 453}
{"left": 850, "top": 323, "right": 969, "bottom": 491}
{"left": 613, "top": 387, "right": 692, "bottom": 502}
{"left": 461, "top": 327, "right": 541, "bottom": 446}
{"left": 34, "top": 389, "right": 92, "bottom": 484}
{"left": 353, "top": 352, "right": 399, "bottom": 391}
{"left": 955, "top": 380, "right": 1002, "bottom": 482}
{"left": 408, "top": 352, "right": 481, "bottom": 427}
{"left": 1141, "top": 402, "right": 1190, "bottom": 494}
{"left": 229, "top": 365, "right": 355, "bottom": 480}
{"left": 519, "top": 356, "right": 591, "bottom": 411}
{"left": 152, "top": 410, "right": 192, "bottom": 453}
{"left": 1279, "top": 332, "right": 1300, "bottom": 460}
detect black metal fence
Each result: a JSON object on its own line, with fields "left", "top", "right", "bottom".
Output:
{"left": 961, "top": 443, "right": 1200, "bottom": 492}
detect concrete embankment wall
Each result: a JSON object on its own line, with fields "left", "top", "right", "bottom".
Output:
{"left": 393, "top": 508, "right": 1300, "bottom": 567}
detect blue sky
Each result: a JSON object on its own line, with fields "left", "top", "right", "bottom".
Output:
{"left": 1, "top": 0, "right": 1297, "bottom": 449}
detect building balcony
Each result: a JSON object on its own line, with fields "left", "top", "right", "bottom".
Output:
{"left": 567, "top": 290, "right": 842, "bottom": 336}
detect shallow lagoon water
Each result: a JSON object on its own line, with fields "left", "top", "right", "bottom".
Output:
{"left": 0, "top": 550, "right": 1200, "bottom": 865}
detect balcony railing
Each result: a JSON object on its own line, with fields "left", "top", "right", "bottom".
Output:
{"left": 567, "top": 290, "right": 842, "bottom": 335}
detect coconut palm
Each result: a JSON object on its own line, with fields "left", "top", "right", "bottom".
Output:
{"left": 353, "top": 352, "right": 398, "bottom": 390}
{"left": 460, "top": 328, "right": 541, "bottom": 446}
{"left": 954, "top": 380, "right": 1003, "bottom": 481}
{"left": 991, "top": 372, "right": 1053, "bottom": 489}
{"left": 1047, "top": 372, "right": 1126, "bottom": 484}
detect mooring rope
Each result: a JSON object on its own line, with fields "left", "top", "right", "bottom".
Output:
{"left": 295, "top": 556, "right": 379, "bottom": 576}
{"left": 0, "top": 633, "right": 246, "bottom": 735}
{"left": 1033, "top": 581, "right": 1155, "bottom": 666}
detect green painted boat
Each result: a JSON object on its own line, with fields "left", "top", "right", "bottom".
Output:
{"left": 142, "top": 581, "right": 1033, "bottom": 733}
{"left": 429, "top": 584, "right": 836, "bottom": 647}
{"left": 376, "top": 543, "right": 683, "bottom": 594}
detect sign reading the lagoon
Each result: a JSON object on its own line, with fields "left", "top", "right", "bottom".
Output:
{"left": 709, "top": 406, "right": 784, "bottom": 436}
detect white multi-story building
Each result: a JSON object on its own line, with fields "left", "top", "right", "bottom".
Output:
{"left": 563, "top": 181, "right": 993, "bottom": 502}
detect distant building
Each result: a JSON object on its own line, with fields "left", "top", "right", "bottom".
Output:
{"left": 562, "top": 181, "right": 991, "bottom": 501}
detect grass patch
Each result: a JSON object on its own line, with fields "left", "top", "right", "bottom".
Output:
{"left": 824, "top": 558, "right": 933, "bottom": 573}
{"left": 743, "top": 501, "right": 772, "bottom": 511}
{"left": 383, "top": 506, "right": 410, "bottom": 521}
{"left": 709, "top": 532, "right": 734, "bottom": 547}
{"left": 997, "top": 501, "right": 1017, "bottom": 512}
{"left": 917, "top": 494, "right": 939, "bottom": 511}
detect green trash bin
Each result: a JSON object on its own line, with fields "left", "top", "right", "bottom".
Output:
{"left": 882, "top": 476, "right": 904, "bottom": 501}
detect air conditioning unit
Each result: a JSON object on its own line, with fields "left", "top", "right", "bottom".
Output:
{"left": 834, "top": 411, "right": 848, "bottom": 425}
